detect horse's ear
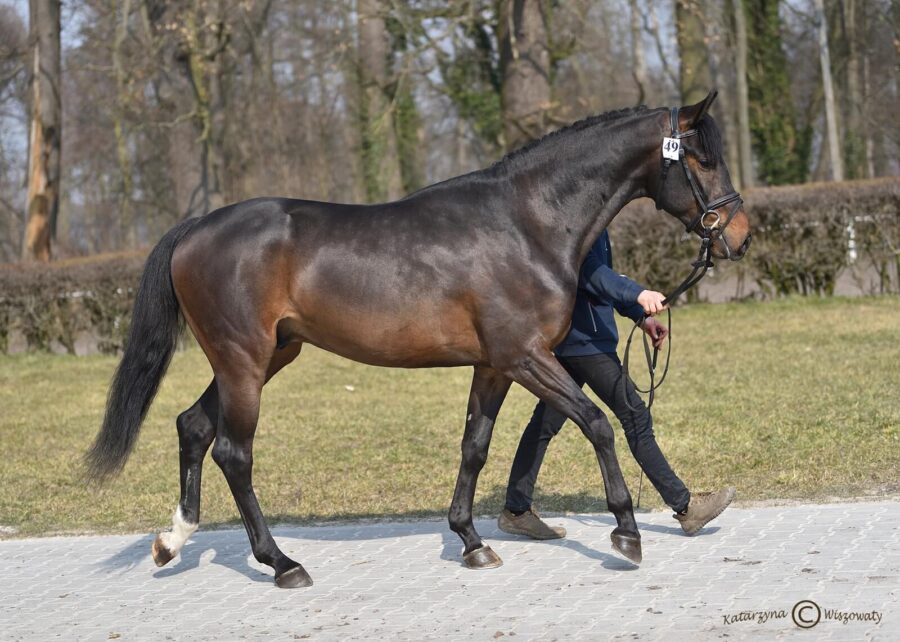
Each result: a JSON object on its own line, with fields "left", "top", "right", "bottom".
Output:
{"left": 680, "top": 89, "right": 718, "bottom": 129}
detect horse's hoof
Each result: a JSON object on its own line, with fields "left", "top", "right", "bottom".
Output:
{"left": 463, "top": 545, "right": 503, "bottom": 569}
{"left": 275, "top": 565, "right": 314, "bottom": 589}
{"left": 151, "top": 534, "right": 175, "bottom": 568}
{"left": 610, "top": 529, "right": 642, "bottom": 565}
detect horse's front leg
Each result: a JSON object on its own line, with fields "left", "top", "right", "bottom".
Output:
{"left": 449, "top": 366, "right": 512, "bottom": 569}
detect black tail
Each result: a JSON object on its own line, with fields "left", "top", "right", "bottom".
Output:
{"left": 86, "top": 218, "right": 199, "bottom": 481}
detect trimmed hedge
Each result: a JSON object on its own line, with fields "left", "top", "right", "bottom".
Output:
{"left": 610, "top": 177, "right": 900, "bottom": 298}
{"left": 2, "top": 178, "right": 898, "bottom": 354}
{"left": 0, "top": 252, "right": 146, "bottom": 355}
{"left": 745, "top": 178, "right": 900, "bottom": 296}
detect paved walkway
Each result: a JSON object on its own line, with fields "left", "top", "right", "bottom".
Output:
{"left": 1, "top": 501, "right": 897, "bottom": 641}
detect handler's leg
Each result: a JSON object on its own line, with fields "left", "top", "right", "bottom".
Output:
{"left": 500, "top": 364, "right": 585, "bottom": 539}
{"left": 569, "top": 353, "right": 690, "bottom": 512}
{"left": 571, "top": 353, "right": 734, "bottom": 534}
{"left": 449, "top": 366, "right": 512, "bottom": 569}
{"left": 504, "top": 390, "right": 579, "bottom": 512}
{"left": 503, "top": 345, "right": 641, "bottom": 564}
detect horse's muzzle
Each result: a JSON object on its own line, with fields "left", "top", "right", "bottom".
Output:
{"left": 731, "top": 233, "right": 752, "bottom": 260}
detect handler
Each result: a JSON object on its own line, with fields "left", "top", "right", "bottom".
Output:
{"left": 498, "top": 229, "right": 735, "bottom": 539}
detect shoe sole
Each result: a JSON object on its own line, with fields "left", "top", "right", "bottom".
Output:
{"left": 682, "top": 487, "right": 736, "bottom": 536}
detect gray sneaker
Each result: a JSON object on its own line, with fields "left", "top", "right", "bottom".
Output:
{"left": 675, "top": 487, "right": 736, "bottom": 535}
{"left": 498, "top": 508, "right": 566, "bottom": 540}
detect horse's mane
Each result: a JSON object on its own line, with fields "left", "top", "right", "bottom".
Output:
{"left": 498, "top": 104, "right": 726, "bottom": 168}
{"left": 497, "top": 105, "right": 652, "bottom": 166}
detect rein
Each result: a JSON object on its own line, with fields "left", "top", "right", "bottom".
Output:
{"left": 623, "top": 107, "right": 743, "bottom": 508}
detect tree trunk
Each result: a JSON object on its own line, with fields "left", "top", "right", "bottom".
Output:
{"left": 814, "top": 0, "right": 844, "bottom": 181}
{"left": 675, "top": 0, "right": 712, "bottom": 104}
{"left": 112, "top": 0, "right": 134, "bottom": 246}
{"left": 498, "top": 0, "right": 551, "bottom": 152}
{"left": 181, "top": 2, "right": 227, "bottom": 217}
{"left": 357, "top": 0, "right": 403, "bottom": 202}
{"left": 389, "top": 14, "right": 424, "bottom": 195}
{"left": 704, "top": 1, "right": 741, "bottom": 185}
{"left": 743, "top": 0, "right": 809, "bottom": 185}
{"left": 22, "top": 0, "right": 61, "bottom": 262}
{"left": 732, "top": 0, "right": 754, "bottom": 187}
{"left": 630, "top": 0, "right": 648, "bottom": 104}
{"left": 841, "top": 0, "right": 864, "bottom": 178}
{"left": 861, "top": 21, "right": 875, "bottom": 178}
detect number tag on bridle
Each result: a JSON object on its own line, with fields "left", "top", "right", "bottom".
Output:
{"left": 662, "top": 137, "right": 681, "bottom": 161}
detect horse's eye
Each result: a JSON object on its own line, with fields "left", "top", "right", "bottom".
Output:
{"left": 698, "top": 158, "right": 713, "bottom": 169}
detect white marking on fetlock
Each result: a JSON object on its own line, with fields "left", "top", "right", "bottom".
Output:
{"left": 158, "top": 506, "right": 197, "bottom": 556}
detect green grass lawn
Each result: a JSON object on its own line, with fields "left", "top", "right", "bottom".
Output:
{"left": 1, "top": 296, "right": 898, "bottom": 538}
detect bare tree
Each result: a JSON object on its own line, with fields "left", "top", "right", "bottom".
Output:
{"left": 732, "top": 0, "right": 754, "bottom": 187}
{"left": 111, "top": 0, "right": 135, "bottom": 244}
{"left": 704, "top": 0, "right": 741, "bottom": 183}
{"left": 498, "top": 0, "right": 551, "bottom": 151}
{"left": 22, "top": 0, "right": 61, "bottom": 261}
{"left": 357, "top": 0, "right": 404, "bottom": 201}
{"left": 839, "top": 0, "right": 865, "bottom": 177}
{"left": 630, "top": 0, "right": 648, "bottom": 104}
{"left": 0, "top": 6, "right": 27, "bottom": 261}
{"left": 675, "top": 0, "right": 711, "bottom": 104}
{"left": 814, "top": 0, "right": 844, "bottom": 181}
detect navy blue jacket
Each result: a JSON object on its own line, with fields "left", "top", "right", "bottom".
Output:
{"left": 555, "top": 230, "right": 645, "bottom": 356}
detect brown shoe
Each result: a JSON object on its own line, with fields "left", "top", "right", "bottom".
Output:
{"left": 498, "top": 508, "right": 566, "bottom": 540}
{"left": 675, "top": 487, "right": 736, "bottom": 535}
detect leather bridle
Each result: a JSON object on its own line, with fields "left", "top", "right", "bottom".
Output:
{"left": 623, "top": 108, "right": 744, "bottom": 409}
{"left": 656, "top": 107, "right": 744, "bottom": 284}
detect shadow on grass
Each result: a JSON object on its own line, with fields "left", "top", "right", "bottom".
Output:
{"left": 97, "top": 486, "right": 717, "bottom": 582}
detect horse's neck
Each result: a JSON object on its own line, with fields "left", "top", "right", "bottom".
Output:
{"left": 508, "top": 111, "right": 662, "bottom": 275}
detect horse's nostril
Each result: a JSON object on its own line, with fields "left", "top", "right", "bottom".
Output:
{"left": 726, "top": 233, "right": 751, "bottom": 260}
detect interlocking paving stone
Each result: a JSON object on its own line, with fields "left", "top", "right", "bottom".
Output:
{"left": 0, "top": 501, "right": 897, "bottom": 641}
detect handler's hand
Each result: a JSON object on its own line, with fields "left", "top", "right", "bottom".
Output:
{"left": 641, "top": 316, "right": 669, "bottom": 349}
{"left": 637, "top": 290, "right": 668, "bottom": 316}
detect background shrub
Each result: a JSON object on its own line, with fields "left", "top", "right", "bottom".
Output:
{"left": 0, "top": 252, "right": 145, "bottom": 354}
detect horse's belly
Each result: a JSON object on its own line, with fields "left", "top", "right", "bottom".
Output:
{"left": 284, "top": 298, "right": 485, "bottom": 368}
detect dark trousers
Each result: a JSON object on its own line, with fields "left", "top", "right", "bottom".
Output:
{"left": 505, "top": 352, "right": 690, "bottom": 514}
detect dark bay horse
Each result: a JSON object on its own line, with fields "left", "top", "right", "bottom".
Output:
{"left": 87, "top": 92, "right": 750, "bottom": 588}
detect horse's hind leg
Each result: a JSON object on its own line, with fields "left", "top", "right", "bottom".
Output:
{"left": 503, "top": 344, "right": 642, "bottom": 564}
{"left": 151, "top": 381, "right": 218, "bottom": 566}
{"left": 449, "top": 366, "right": 511, "bottom": 569}
{"left": 151, "top": 343, "right": 303, "bottom": 569}
{"left": 212, "top": 344, "right": 311, "bottom": 588}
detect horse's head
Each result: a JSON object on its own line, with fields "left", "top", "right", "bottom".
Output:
{"left": 650, "top": 91, "right": 751, "bottom": 261}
